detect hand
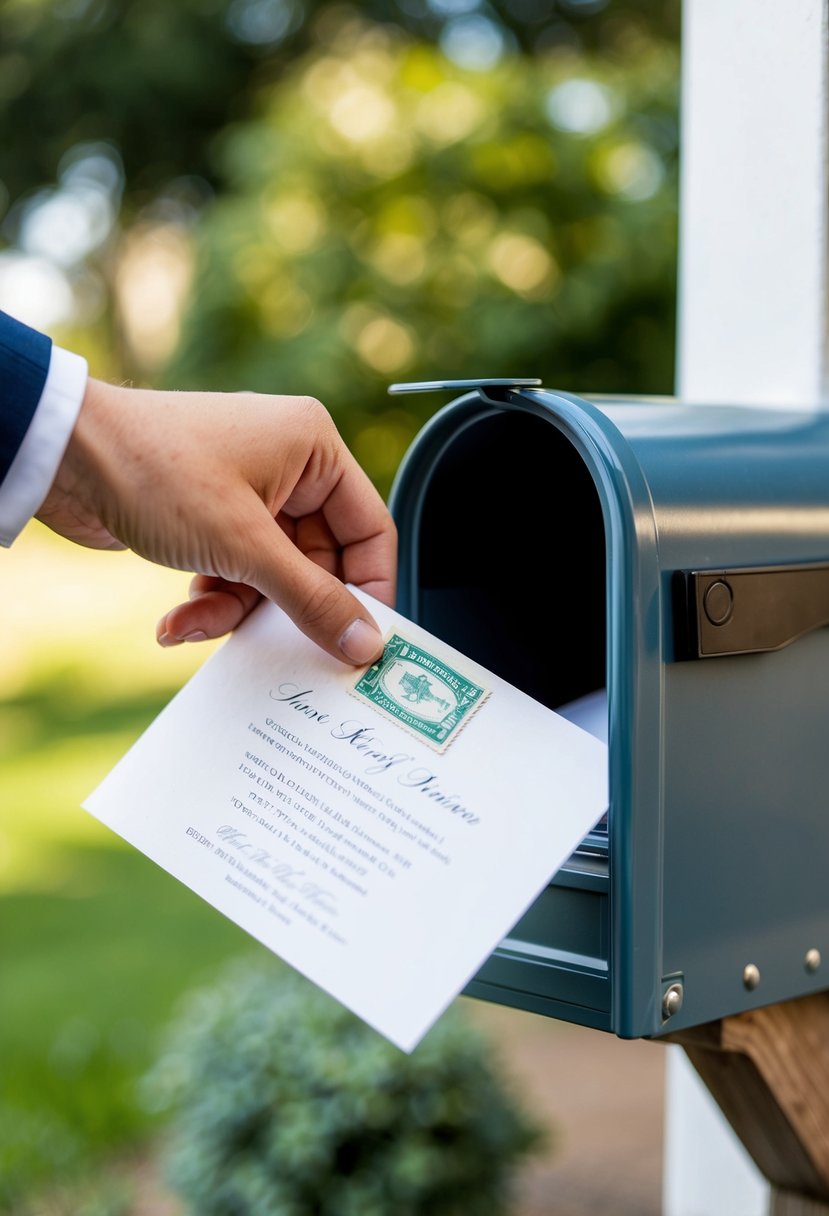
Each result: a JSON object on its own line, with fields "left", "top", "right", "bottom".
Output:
{"left": 37, "top": 378, "right": 396, "bottom": 666}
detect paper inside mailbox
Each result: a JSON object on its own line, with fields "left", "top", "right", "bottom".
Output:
{"left": 84, "top": 590, "right": 608, "bottom": 1052}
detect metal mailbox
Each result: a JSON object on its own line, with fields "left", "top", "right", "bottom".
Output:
{"left": 388, "top": 379, "right": 829, "bottom": 1038}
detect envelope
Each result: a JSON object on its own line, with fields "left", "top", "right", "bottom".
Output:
{"left": 84, "top": 590, "right": 608, "bottom": 1051}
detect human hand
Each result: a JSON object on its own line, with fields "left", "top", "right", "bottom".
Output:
{"left": 37, "top": 378, "right": 396, "bottom": 666}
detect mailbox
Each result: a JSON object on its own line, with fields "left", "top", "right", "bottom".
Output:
{"left": 388, "top": 379, "right": 829, "bottom": 1039}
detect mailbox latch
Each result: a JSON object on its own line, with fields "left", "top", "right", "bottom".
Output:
{"left": 676, "top": 562, "right": 829, "bottom": 659}
{"left": 388, "top": 378, "right": 541, "bottom": 407}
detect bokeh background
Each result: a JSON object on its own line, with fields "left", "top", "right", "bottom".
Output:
{"left": 1, "top": 1, "right": 678, "bottom": 1212}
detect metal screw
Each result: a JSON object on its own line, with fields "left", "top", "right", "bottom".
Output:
{"left": 662, "top": 982, "right": 684, "bottom": 1019}
{"left": 743, "top": 964, "right": 761, "bottom": 990}
{"left": 805, "top": 948, "right": 822, "bottom": 973}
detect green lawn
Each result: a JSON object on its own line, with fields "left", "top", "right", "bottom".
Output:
{"left": 1, "top": 682, "right": 265, "bottom": 1212}
{"left": 0, "top": 532, "right": 261, "bottom": 1212}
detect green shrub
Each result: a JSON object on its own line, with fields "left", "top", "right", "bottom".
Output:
{"left": 145, "top": 957, "right": 545, "bottom": 1216}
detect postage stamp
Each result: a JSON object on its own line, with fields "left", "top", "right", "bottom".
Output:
{"left": 351, "top": 633, "right": 489, "bottom": 752}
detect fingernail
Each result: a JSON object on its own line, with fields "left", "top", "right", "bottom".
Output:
{"left": 181, "top": 630, "right": 208, "bottom": 643}
{"left": 339, "top": 619, "right": 383, "bottom": 665}
{"left": 157, "top": 632, "right": 177, "bottom": 648}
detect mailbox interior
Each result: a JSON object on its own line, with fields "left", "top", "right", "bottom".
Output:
{"left": 401, "top": 407, "right": 614, "bottom": 1030}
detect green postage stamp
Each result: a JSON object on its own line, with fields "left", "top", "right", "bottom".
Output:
{"left": 352, "top": 633, "right": 489, "bottom": 752}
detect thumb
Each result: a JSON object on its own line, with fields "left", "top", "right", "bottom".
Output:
{"left": 247, "top": 511, "right": 386, "bottom": 667}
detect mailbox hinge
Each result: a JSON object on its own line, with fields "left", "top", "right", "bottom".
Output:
{"left": 675, "top": 562, "right": 829, "bottom": 659}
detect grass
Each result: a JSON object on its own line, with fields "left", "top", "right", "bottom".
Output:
{"left": 0, "top": 527, "right": 263, "bottom": 1212}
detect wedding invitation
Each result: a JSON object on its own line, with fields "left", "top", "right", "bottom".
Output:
{"left": 84, "top": 590, "right": 608, "bottom": 1051}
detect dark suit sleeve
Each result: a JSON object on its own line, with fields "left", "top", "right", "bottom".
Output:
{"left": 0, "top": 310, "right": 52, "bottom": 486}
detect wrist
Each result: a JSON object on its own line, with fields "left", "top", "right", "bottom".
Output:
{"left": 72, "top": 375, "right": 117, "bottom": 460}
{"left": 34, "top": 376, "right": 131, "bottom": 550}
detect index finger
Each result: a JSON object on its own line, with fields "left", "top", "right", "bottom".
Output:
{"left": 321, "top": 450, "right": 398, "bottom": 608}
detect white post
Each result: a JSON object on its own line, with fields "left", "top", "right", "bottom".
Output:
{"left": 665, "top": 2, "right": 829, "bottom": 1213}
{"left": 677, "top": 0, "right": 829, "bottom": 409}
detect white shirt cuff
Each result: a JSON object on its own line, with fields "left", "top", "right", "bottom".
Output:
{"left": 0, "top": 344, "right": 88, "bottom": 547}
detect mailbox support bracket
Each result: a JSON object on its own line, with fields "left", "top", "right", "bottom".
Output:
{"left": 666, "top": 993, "right": 829, "bottom": 1210}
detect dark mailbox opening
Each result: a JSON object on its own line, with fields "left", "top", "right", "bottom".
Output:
{"left": 415, "top": 410, "right": 606, "bottom": 714}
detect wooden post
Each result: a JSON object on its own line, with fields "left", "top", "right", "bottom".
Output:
{"left": 668, "top": 995, "right": 829, "bottom": 1211}
{"left": 667, "top": 1, "right": 829, "bottom": 1210}
{"left": 772, "top": 1196, "right": 829, "bottom": 1216}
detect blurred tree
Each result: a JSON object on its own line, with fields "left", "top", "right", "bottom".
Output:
{"left": 1, "top": 0, "right": 247, "bottom": 209}
{"left": 0, "top": 0, "right": 678, "bottom": 213}
{"left": 165, "top": 15, "right": 678, "bottom": 495}
{"left": 1, "top": 0, "right": 679, "bottom": 497}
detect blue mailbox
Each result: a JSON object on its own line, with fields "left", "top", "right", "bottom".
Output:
{"left": 388, "top": 380, "right": 829, "bottom": 1038}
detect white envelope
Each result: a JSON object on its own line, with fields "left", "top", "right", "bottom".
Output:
{"left": 84, "top": 590, "right": 608, "bottom": 1052}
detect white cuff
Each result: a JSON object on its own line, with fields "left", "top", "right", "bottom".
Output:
{"left": 0, "top": 345, "right": 88, "bottom": 547}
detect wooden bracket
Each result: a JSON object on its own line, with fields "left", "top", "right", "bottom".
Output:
{"left": 666, "top": 992, "right": 829, "bottom": 1208}
{"left": 771, "top": 1193, "right": 829, "bottom": 1216}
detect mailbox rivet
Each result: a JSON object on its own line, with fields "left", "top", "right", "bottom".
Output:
{"left": 743, "top": 964, "right": 761, "bottom": 990}
{"left": 704, "top": 580, "right": 734, "bottom": 626}
{"left": 662, "top": 982, "right": 684, "bottom": 1019}
{"left": 805, "top": 948, "right": 822, "bottom": 973}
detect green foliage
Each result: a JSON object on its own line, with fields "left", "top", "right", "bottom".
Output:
{"left": 0, "top": 0, "right": 678, "bottom": 213}
{"left": 0, "top": 0, "right": 257, "bottom": 206}
{"left": 146, "top": 959, "right": 544, "bottom": 1216}
{"left": 0, "top": 848, "right": 255, "bottom": 1211}
{"left": 0, "top": 669, "right": 255, "bottom": 1211}
{"left": 166, "top": 19, "right": 678, "bottom": 495}
{"left": 3, "top": 7, "right": 679, "bottom": 499}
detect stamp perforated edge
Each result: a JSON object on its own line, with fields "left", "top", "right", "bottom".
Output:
{"left": 349, "top": 632, "right": 491, "bottom": 754}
